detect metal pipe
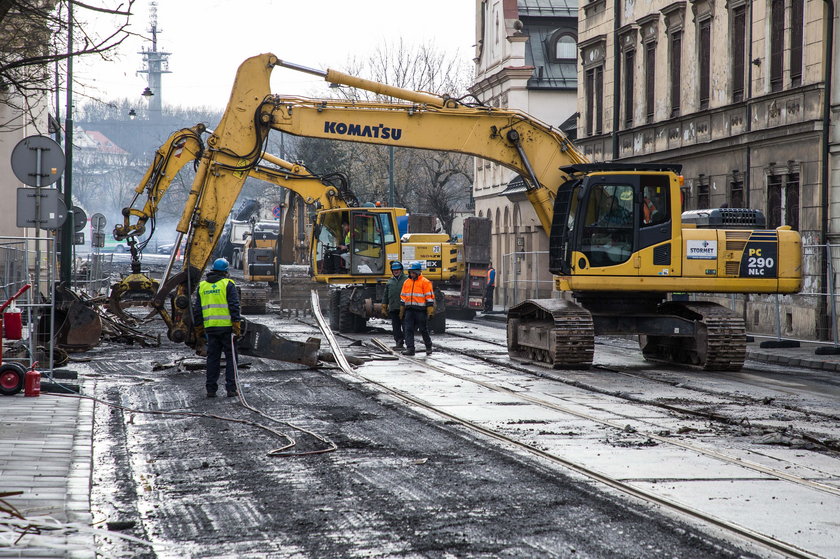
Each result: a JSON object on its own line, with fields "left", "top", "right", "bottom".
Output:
{"left": 821, "top": 0, "right": 835, "bottom": 340}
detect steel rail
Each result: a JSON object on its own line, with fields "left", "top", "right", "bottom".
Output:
{"left": 355, "top": 339, "right": 826, "bottom": 559}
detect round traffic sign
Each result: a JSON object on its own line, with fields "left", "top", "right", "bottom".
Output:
{"left": 272, "top": 205, "right": 283, "bottom": 219}
{"left": 72, "top": 206, "right": 88, "bottom": 232}
{"left": 10, "top": 136, "right": 65, "bottom": 187}
{"left": 91, "top": 213, "right": 106, "bottom": 232}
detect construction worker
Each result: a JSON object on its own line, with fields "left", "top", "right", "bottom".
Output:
{"left": 484, "top": 262, "right": 496, "bottom": 313}
{"left": 399, "top": 262, "right": 435, "bottom": 356}
{"left": 193, "top": 258, "right": 242, "bottom": 398}
{"left": 381, "top": 261, "right": 407, "bottom": 349}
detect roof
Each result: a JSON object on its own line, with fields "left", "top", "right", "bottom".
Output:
{"left": 518, "top": 1, "right": 578, "bottom": 90}
{"left": 519, "top": 0, "right": 577, "bottom": 17}
{"left": 81, "top": 130, "right": 129, "bottom": 155}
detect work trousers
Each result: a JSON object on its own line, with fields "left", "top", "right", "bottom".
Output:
{"left": 403, "top": 307, "right": 431, "bottom": 351}
{"left": 388, "top": 309, "right": 404, "bottom": 345}
{"left": 484, "top": 285, "right": 495, "bottom": 312}
{"left": 205, "top": 329, "right": 238, "bottom": 394}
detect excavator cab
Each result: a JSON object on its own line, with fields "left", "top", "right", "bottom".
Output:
{"left": 312, "top": 208, "right": 400, "bottom": 279}
{"left": 551, "top": 164, "right": 680, "bottom": 278}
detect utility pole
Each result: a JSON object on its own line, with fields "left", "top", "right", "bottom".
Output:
{"left": 61, "top": 0, "right": 73, "bottom": 286}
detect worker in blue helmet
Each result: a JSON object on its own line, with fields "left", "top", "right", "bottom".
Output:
{"left": 399, "top": 261, "right": 435, "bottom": 356}
{"left": 381, "top": 260, "right": 407, "bottom": 349}
{"left": 192, "top": 258, "right": 241, "bottom": 398}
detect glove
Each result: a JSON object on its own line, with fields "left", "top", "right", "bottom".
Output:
{"left": 380, "top": 303, "right": 389, "bottom": 318}
{"left": 232, "top": 321, "right": 242, "bottom": 338}
{"left": 193, "top": 325, "right": 205, "bottom": 339}
{"left": 426, "top": 306, "right": 435, "bottom": 319}
{"left": 399, "top": 307, "right": 405, "bottom": 320}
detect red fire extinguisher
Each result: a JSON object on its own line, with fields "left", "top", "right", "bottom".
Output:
{"left": 24, "top": 362, "right": 40, "bottom": 397}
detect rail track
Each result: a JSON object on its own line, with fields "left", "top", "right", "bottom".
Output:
{"left": 293, "top": 307, "right": 840, "bottom": 559}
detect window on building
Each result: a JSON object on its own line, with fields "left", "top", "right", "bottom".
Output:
{"left": 669, "top": 31, "right": 682, "bottom": 117}
{"left": 790, "top": 0, "right": 804, "bottom": 87}
{"left": 698, "top": 19, "right": 711, "bottom": 109}
{"left": 731, "top": 6, "right": 747, "bottom": 102}
{"left": 785, "top": 172, "right": 800, "bottom": 230}
{"left": 767, "top": 174, "right": 783, "bottom": 228}
{"left": 697, "top": 176, "right": 710, "bottom": 209}
{"left": 770, "top": 0, "right": 784, "bottom": 91}
{"left": 555, "top": 35, "right": 576, "bottom": 61}
{"left": 624, "top": 49, "right": 635, "bottom": 127}
{"left": 730, "top": 176, "right": 744, "bottom": 208}
{"left": 645, "top": 42, "right": 656, "bottom": 122}
{"left": 586, "top": 65, "right": 604, "bottom": 136}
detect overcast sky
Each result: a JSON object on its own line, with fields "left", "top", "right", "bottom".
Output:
{"left": 74, "top": 1, "right": 476, "bottom": 112}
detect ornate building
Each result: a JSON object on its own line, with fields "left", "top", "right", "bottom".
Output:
{"left": 470, "top": 0, "right": 579, "bottom": 306}
{"left": 577, "top": 0, "right": 838, "bottom": 339}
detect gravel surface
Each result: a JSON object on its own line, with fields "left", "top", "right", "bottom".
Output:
{"left": 84, "top": 326, "right": 765, "bottom": 559}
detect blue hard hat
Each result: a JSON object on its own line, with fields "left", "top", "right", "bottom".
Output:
{"left": 211, "top": 258, "right": 229, "bottom": 272}
{"left": 390, "top": 261, "right": 403, "bottom": 270}
{"left": 408, "top": 262, "right": 422, "bottom": 271}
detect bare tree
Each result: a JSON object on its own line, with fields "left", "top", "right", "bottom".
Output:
{"left": 0, "top": 0, "right": 135, "bottom": 128}
{"left": 298, "top": 39, "right": 475, "bottom": 232}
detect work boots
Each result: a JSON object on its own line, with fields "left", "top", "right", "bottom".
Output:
{"left": 425, "top": 345, "right": 433, "bottom": 356}
{"left": 392, "top": 341, "right": 405, "bottom": 350}
{"left": 402, "top": 348, "right": 415, "bottom": 356}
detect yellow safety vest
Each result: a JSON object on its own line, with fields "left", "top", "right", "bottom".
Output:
{"left": 198, "top": 278, "right": 233, "bottom": 328}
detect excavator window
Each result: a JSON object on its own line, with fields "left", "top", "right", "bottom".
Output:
{"left": 349, "top": 212, "right": 385, "bottom": 275}
{"left": 581, "top": 183, "right": 634, "bottom": 267}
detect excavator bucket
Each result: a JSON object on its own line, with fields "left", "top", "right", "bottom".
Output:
{"left": 237, "top": 320, "right": 320, "bottom": 367}
{"left": 49, "top": 286, "right": 103, "bottom": 351}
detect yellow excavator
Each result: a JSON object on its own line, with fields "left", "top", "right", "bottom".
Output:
{"left": 110, "top": 120, "right": 488, "bottom": 357}
{"left": 184, "top": 53, "right": 799, "bottom": 371}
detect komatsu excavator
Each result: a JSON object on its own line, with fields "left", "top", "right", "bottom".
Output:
{"left": 186, "top": 52, "right": 799, "bottom": 371}
{"left": 111, "top": 119, "right": 487, "bottom": 357}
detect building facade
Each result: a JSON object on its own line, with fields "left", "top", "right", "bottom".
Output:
{"left": 470, "top": 0, "right": 579, "bottom": 307}
{"left": 577, "top": 0, "right": 838, "bottom": 339}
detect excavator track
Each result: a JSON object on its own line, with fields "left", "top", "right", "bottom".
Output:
{"left": 507, "top": 299, "right": 594, "bottom": 369}
{"left": 639, "top": 302, "right": 746, "bottom": 371}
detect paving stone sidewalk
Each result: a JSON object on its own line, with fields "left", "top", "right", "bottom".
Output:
{"left": 0, "top": 385, "right": 94, "bottom": 558}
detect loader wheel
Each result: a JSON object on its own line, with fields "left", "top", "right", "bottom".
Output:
{"left": 329, "top": 290, "right": 341, "bottom": 330}
{"left": 0, "top": 363, "right": 26, "bottom": 396}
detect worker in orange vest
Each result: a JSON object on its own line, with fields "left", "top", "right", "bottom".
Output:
{"left": 399, "top": 262, "right": 435, "bottom": 356}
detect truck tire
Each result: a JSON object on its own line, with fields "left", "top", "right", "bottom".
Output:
{"left": 329, "top": 290, "right": 341, "bottom": 330}
{"left": 431, "top": 312, "right": 446, "bottom": 334}
{"left": 0, "top": 363, "right": 26, "bottom": 396}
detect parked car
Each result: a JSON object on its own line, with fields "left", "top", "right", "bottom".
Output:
{"left": 156, "top": 240, "right": 186, "bottom": 255}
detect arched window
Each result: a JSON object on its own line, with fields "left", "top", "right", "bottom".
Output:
{"left": 555, "top": 34, "right": 576, "bottom": 61}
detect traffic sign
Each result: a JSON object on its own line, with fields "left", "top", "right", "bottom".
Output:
{"left": 272, "top": 205, "right": 283, "bottom": 219}
{"left": 72, "top": 206, "right": 88, "bottom": 232}
{"left": 10, "top": 136, "right": 65, "bottom": 187}
{"left": 91, "top": 213, "right": 106, "bottom": 232}
{"left": 16, "top": 188, "right": 67, "bottom": 230}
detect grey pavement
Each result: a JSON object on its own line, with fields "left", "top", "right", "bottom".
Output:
{"left": 1, "top": 318, "right": 837, "bottom": 557}
{"left": 0, "top": 383, "right": 94, "bottom": 558}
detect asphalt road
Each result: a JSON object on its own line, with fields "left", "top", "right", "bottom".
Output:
{"left": 83, "top": 324, "right": 763, "bottom": 559}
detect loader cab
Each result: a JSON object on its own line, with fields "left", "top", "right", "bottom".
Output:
{"left": 550, "top": 163, "right": 680, "bottom": 276}
{"left": 312, "top": 208, "right": 400, "bottom": 278}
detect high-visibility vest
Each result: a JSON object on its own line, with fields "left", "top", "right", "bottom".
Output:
{"left": 400, "top": 275, "right": 435, "bottom": 308}
{"left": 487, "top": 268, "right": 496, "bottom": 286}
{"left": 198, "top": 278, "right": 234, "bottom": 328}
